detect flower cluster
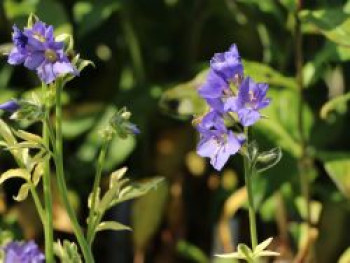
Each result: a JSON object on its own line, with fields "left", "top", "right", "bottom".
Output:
{"left": 3, "top": 241, "right": 45, "bottom": 263}
{"left": 195, "top": 44, "right": 270, "bottom": 171}
{"left": 8, "top": 21, "right": 77, "bottom": 84}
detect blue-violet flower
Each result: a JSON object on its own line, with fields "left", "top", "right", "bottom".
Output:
{"left": 0, "top": 100, "right": 20, "bottom": 113}
{"left": 8, "top": 21, "right": 77, "bottom": 84}
{"left": 3, "top": 241, "right": 45, "bottom": 263}
{"left": 225, "top": 77, "right": 270, "bottom": 126}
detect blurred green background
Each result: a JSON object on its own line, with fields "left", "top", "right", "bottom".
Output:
{"left": 1, "top": 0, "right": 350, "bottom": 262}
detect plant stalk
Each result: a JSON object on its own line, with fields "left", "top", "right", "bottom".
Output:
{"left": 41, "top": 82, "right": 54, "bottom": 263}
{"left": 244, "top": 128, "right": 258, "bottom": 250}
{"left": 87, "top": 140, "right": 109, "bottom": 245}
{"left": 295, "top": 0, "right": 311, "bottom": 226}
{"left": 53, "top": 79, "right": 94, "bottom": 263}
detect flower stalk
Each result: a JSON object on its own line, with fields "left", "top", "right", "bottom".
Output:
{"left": 244, "top": 128, "right": 258, "bottom": 251}
{"left": 53, "top": 79, "right": 94, "bottom": 263}
{"left": 87, "top": 139, "right": 110, "bottom": 246}
{"left": 41, "top": 82, "right": 54, "bottom": 263}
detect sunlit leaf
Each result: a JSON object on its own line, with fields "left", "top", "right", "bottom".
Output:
{"left": 96, "top": 221, "right": 132, "bottom": 232}
{"left": 339, "top": 247, "right": 350, "bottom": 263}
{"left": 14, "top": 130, "right": 43, "bottom": 144}
{"left": 254, "top": 237, "right": 273, "bottom": 254}
{"left": 0, "top": 168, "right": 30, "bottom": 184}
{"left": 177, "top": 240, "right": 209, "bottom": 263}
{"left": 318, "top": 152, "right": 350, "bottom": 199}
{"left": 243, "top": 60, "right": 297, "bottom": 90}
{"left": 109, "top": 167, "right": 128, "bottom": 188}
{"left": 32, "top": 162, "right": 44, "bottom": 186}
{"left": 132, "top": 180, "right": 168, "bottom": 250}
{"left": 13, "top": 183, "right": 31, "bottom": 202}
{"left": 54, "top": 240, "right": 82, "bottom": 263}
{"left": 300, "top": 8, "right": 350, "bottom": 47}
{"left": 320, "top": 92, "right": 350, "bottom": 120}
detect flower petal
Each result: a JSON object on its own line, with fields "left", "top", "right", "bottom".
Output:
{"left": 238, "top": 108, "right": 261, "bottom": 126}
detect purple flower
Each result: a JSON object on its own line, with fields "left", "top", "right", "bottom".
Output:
{"left": 3, "top": 241, "right": 45, "bottom": 263}
{"left": 196, "top": 110, "right": 226, "bottom": 132}
{"left": 225, "top": 77, "right": 270, "bottom": 126}
{"left": 210, "top": 44, "right": 243, "bottom": 82}
{"left": 127, "top": 123, "right": 141, "bottom": 135}
{"left": 7, "top": 21, "right": 77, "bottom": 84}
{"left": 197, "top": 126, "right": 243, "bottom": 171}
{"left": 198, "top": 70, "right": 229, "bottom": 99}
{"left": 8, "top": 26, "right": 29, "bottom": 65}
{"left": 0, "top": 100, "right": 20, "bottom": 113}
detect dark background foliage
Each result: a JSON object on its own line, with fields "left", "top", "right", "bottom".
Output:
{"left": 1, "top": 0, "right": 350, "bottom": 262}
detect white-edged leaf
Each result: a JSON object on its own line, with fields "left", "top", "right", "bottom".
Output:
{"left": 214, "top": 252, "right": 245, "bottom": 259}
{"left": 0, "top": 169, "right": 30, "bottom": 184}
{"left": 14, "top": 130, "right": 43, "bottom": 144}
{"left": 96, "top": 221, "right": 132, "bottom": 232}
{"left": 32, "top": 162, "right": 44, "bottom": 186}
{"left": 0, "top": 119, "right": 16, "bottom": 145}
{"left": 13, "top": 183, "right": 31, "bottom": 202}
{"left": 109, "top": 167, "right": 128, "bottom": 188}
{"left": 55, "top": 34, "right": 74, "bottom": 51}
{"left": 237, "top": 244, "right": 254, "bottom": 260}
{"left": 87, "top": 187, "right": 100, "bottom": 209}
{"left": 254, "top": 237, "right": 273, "bottom": 254}
{"left": 257, "top": 250, "right": 280, "bottom": 257}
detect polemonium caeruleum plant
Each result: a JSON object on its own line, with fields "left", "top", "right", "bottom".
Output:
{"left": 0, "top": 14, "right": 162, "bottom": 263}
{"left": 194, "top": 45, "right": 281, "bottom": 262}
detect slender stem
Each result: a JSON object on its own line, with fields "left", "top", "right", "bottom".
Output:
{"left": 295, "top": 0, "right": 311, "bottom": 225}
{"left": 243, "top": 128, "right": 258, "bottom": 250}
{"left": 87, "top": 140, "right": 109, "bottom": 245}
{"left": 41, "top": 82, "right": 55, "bottom": 263}
{"left": 53, "top": 79, "right": 94, "bottom": 263}
{"left": 29, "top": 186, "right": 45, "bottom": 223}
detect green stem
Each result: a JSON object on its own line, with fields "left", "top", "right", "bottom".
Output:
{"left": 53, "top": 79, "right": 94, "bottom": 263}
{"left": 41, "top": 82, "right": 54, "bottom": 263}
{"left": 244, "top": 128, "right": 258, "bottom": 250}
{"left": 295, "top": 0, "right": 311, "bottom": 225}
{"left": 29, "top": 186, "right": 45, "bottom": 223}
{"left": 87, "top": 140, "right": 109, "bottom": 246}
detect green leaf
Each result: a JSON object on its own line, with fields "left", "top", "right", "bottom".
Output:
{"left": 215, "top": 252, "right": 244, "bottom": 259}
{"left": 13, "top": 182, "right": 31, "bottom": 202}
{"left": 87, "top": 187, "right": 100, "bottom": 209}
{"left": 14, "top": 130, "right": 43, "bottom": 144}
{"left": 109, "top": 167, "right": 128, "bottom": 188}
{"left": 32, "top": 162, "right": 44, "bottom": 186}
{"left": 300, "top": 8, "right": 350, "bottom": 48}
{"left": 96, "top": 221, "right": 132, "bottom": 232}
{"left": 237, "top": 244, "right": 254, "bottom": 261}
{"left": 243, "top": 60, "right": 297, "bottom": 90}
{"left": 177, "top": 240, "right": 209, "bottom": 263}
{"left": 319, "top": 153, "right": 350, "bottom": 199}
{"left": 256, "top": 147, "right": 282, "bottom": 173}
{"left": 320, "top": 92, "right": 350, "bottom": 120}
{"left": 257, "top": 251, "right": 280, "bottom": 257}
{"left": 73, "top": 0, "right": 121, "bottom": 36}
{"left": 0, "top": 169, "right": 30, "bottom": 184}
{"left": 0, "top": 119, "right": 17, "bottom": 146}
{"left": 132, "top": 180, "right": 168, "bottom": 250}
{"left": 54, "top": 240, "right": 82, "bottom": 263}
{"left": 159, "top": 70, "right": 208, "bottom": 120}
{"left": 254, "top": 237, "right": 273, "bottom": 254}
{"left": 339, "top": 247, "right": 350, "bottom": 263}
{"left": 3, "top": 0, "right": 39, "bottom": 19}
